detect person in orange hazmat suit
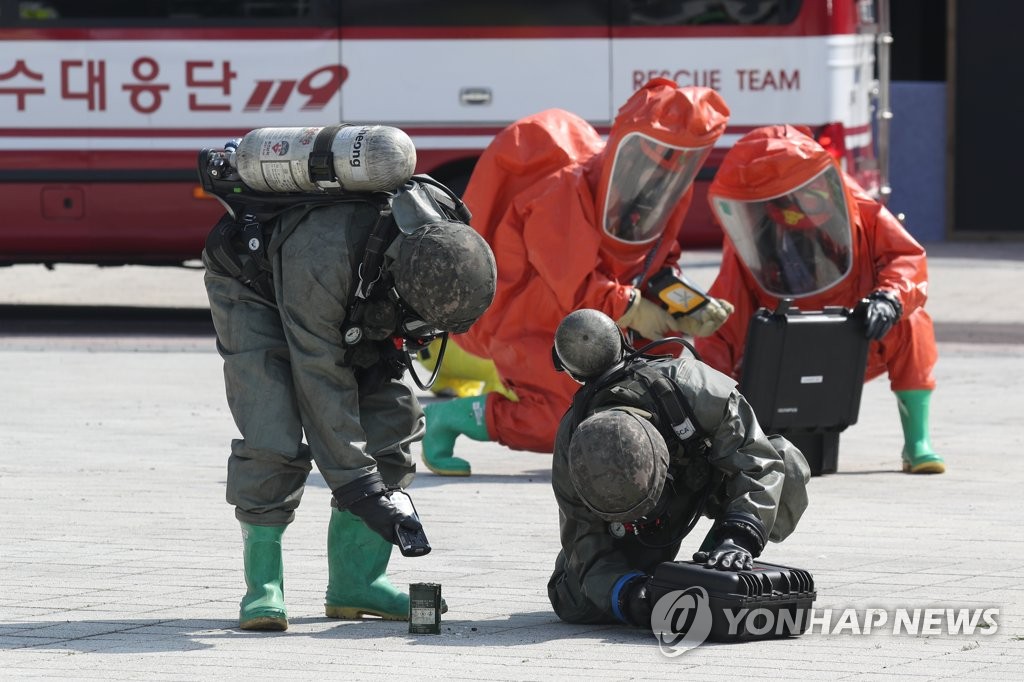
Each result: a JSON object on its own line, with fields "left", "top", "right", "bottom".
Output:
{"left": 421, "top": 78, "right": 735, "bottom": 476}
{"left": 694, "top": 125, "right": 944, "bottom": 474}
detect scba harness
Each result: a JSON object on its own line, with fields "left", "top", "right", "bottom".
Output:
{"left": 201, "top": 137, "right": 470, "bottom": 389}
{"left": 568, "top": 341, "right": 724, "bottom": 547}
{"left": 568, "top": 342, "right": 713, "bottom": 458}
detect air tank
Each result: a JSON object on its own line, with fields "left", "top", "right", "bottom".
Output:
{"left": 234, "top": 124, "right": 416, "bottom": 193}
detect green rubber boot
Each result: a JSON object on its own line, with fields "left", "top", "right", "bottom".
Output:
{"left": 421, "top": 395, "right": 491, "bottom": 476}
{"left": 325, "top": 508, "right": 410, "bottom": 620}
{"left": 239, "top": 522, "right": 288, "bottom": 631}
{"left": 895, "top": 390, "right": 946, "bottom": 474}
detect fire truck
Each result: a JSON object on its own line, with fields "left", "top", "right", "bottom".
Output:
{"left": 0, "top": 0, "right": 889, "bottom": 265}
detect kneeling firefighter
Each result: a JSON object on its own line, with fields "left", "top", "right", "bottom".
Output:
{"left": 546, "top": 309, "right": 810, "bottom": 627}
{"left": 200, "top": 124, "right": 497, "bottom": 630}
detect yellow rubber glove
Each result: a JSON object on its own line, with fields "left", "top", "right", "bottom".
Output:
{"left": 668, "top": 297, "right": 735, "bottom": 337}
{"left": 616, "top": 290, "right": 677, "bottom": 340}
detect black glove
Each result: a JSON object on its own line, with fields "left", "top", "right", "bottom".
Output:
{"left": 616, "top": 574, "right": 654, "bottom": 628}
{"left": 333, "top": 473, "right": 422, "bottom": 545}
{"left": 693, "top": 536, "right": 755, "bottom": 571}
{"left": 863, "top": 290, "right": 902, "bottom": 341}
{"left": 693, "top": 515, "right": 764, "bottom": 571}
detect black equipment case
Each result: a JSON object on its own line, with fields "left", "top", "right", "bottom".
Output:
{"left": 647, "top": 560, "right": 817, "bottom": 641}
{"left": 738, "top": 300, "right": 869, "bottom": 475}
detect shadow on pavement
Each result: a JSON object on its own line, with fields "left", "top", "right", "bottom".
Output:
{"left": 0, "top": 304, "right": 214, "bottom": 336}
{"left": 305, "top": 611, "right": 651, "bottom": 648}
{"left": 0, "top": 619, "right": 222, "bottom": 653}
{"left": 408, "top": 471, "right": 553, "bottom": 488}
{"left": 0, "top": 613, "right": 654, "bottom": 652}
{"left": 933, "top": 321, "right": 1024, "bottom": 344}
{"left": 303, "top": 471, "right": 553, "bottom": 491}
{"left": 830, "top": 469, "right": 903, "bottom": 476}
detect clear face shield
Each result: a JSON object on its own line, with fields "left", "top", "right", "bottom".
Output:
{"left": 711, "top": 166, "right": 854, "bottom": 297}
{"left": 602, "top": 133, "right": 711, "bottom": 244}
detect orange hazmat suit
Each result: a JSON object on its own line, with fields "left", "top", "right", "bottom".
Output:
{"left": 456, "top": 79, "right": 730, "bottom": 453}
{"left": 695, "top": 125, "right": 937, "bottom": 393}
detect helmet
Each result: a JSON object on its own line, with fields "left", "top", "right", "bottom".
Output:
{"left": 553, "top": 309, "right": 624, "bottom": 382}
{"left": 392, "top": 221, "right": 497, "bottom": 334}
{"left": 568, "top": 408, "right": 670, "bottom": 522}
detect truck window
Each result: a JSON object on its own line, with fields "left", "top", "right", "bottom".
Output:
{"left": 9, "top": 1, "right": 333, "bottom": 24}
{"left": 339, "top": 1, "right": 610, "bottom": 26}
{"left": 618, "top": 0, "right": 802, "bottom": 26}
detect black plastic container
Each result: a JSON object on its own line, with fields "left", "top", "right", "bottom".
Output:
{"left": 738, "top": 301, "right": 869, "bottom": 475}
{"left": 646, "top": 560, "right": 817, "bottom": 642}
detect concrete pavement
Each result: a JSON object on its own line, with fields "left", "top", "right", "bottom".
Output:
{"left": 0, "top": 242, "right": 1022, "bottom": 680}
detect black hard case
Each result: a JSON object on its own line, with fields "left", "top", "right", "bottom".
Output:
{"left": 738, "top": 301, "right": 869, "bottom": 475}
{"left": 647, "top": 560, "right": 817, "bottom": 641}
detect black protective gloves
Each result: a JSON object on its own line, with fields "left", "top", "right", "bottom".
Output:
{"left": 863, "top": 289, "right": 903, "bottom": 341}
{"left": 693, "top": 536, "right": 755, "bottom": 571}
{"left": 333, "top": 472, "right": 422, "bottom": 545}
{"left": 616, "top": 574, "right": 654, "bottom": 627}
{"left": 692, "top": 514, "right": 766, "bottom": 571}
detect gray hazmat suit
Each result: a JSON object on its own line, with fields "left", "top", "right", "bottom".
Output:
{"left": 203, "top": 200, "right": 423, "bottom": 526}
{"left": 548, "top": 355, "right": 810, "bottom": 624}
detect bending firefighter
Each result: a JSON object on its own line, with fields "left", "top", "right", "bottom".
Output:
{"left": 695, "top": 125, "right": 944, "bottom": 474}
{"left": 546, "top": 309, "right": 810, "bottom": 626}
{"left": 201, "top": 124, "right": 497, "bottom": 630}
{"left": 422, "top": 78, "right": 734, "bottom": 476}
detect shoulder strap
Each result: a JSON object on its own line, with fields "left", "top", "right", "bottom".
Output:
{"left": 568, "top": 359, "right": 709, "bottom": 448}
{"left": 338, "top": 194, "right": 399, "bottom": 348}
{"left": 630, "top": 363, "right": 709, "bottom": 446}
{"left": 567, "top": 364, "right": 627, "bottom": 434}
{"left": 239, "top": 211, "right": 271, "bottom": 272}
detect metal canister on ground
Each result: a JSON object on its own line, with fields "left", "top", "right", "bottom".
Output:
{"left": 409, "top": 582, "right": 442, "bottom": 634}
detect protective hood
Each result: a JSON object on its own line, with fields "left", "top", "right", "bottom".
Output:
{"left": 709, "top": 125, "right": 856, "bottom": 297}
{"left": 594, "top": 79, "right": 729, "bottom": 274}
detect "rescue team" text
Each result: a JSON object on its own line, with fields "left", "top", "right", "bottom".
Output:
{"left": 632, "top": 69, "right": 799, "bottom": 91}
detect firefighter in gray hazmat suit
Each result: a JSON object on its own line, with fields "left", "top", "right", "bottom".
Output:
{"left": 202, "top": 125, "right": 497, "bottom": 631}
{"left": 547, "top": 309, "right": 810, "bottom": 627}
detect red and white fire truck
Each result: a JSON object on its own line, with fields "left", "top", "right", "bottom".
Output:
{"left": 0, "top": 0, "right": 889, "bottom": 265}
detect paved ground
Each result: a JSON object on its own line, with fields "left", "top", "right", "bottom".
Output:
{"left": 1, "top": 241, "right": 1022, "bottom": 680}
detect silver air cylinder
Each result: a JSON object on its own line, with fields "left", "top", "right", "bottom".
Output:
{"left": 234, "top": 125, "right": 416, "bottom": 193}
